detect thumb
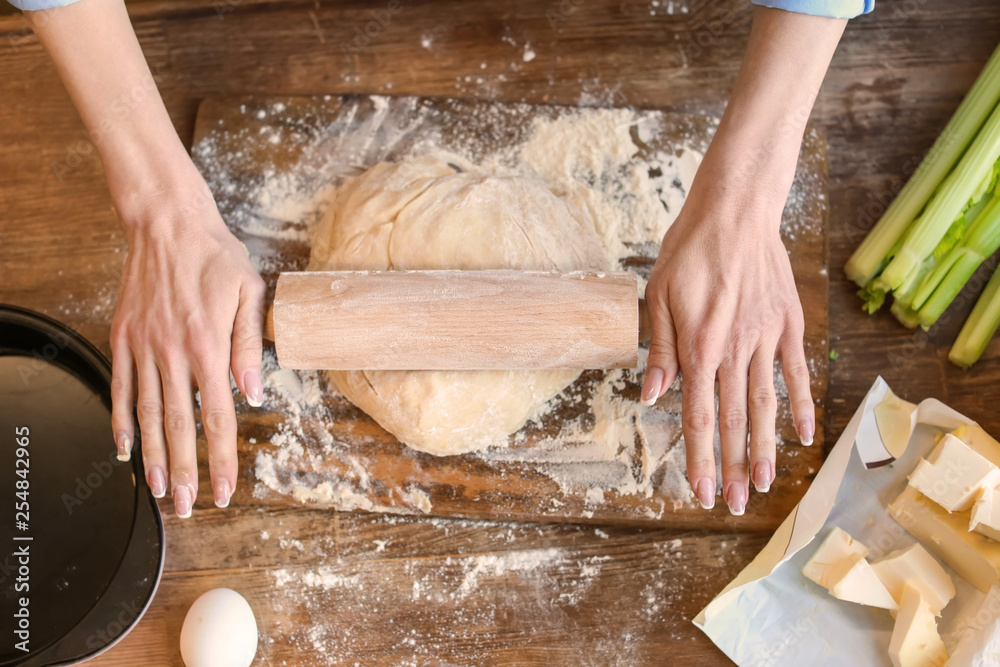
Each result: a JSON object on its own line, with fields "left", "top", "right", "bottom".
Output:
{"left": 641, "top": 291, "right": 680, "bottom": 406}
{"left": 231, "top": 275, "right": 266, "bottom": 407}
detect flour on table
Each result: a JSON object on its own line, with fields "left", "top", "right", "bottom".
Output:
{"left": 192, "top": 94, "right": 817, "bottom": 519}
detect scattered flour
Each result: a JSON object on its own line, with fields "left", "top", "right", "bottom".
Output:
{"left": 192, "top": 93, "right": 823, "bottom": 521}
{"left": 258, "top": 515, "right": 713, "bottom": 665}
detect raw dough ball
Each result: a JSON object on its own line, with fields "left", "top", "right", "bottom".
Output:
{"left": 180, "top": 588, "right": 258, "bottom": 667}
{"left": 309, "top": 155, "right": 611, "bottom": 456}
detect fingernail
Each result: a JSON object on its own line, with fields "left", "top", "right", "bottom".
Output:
{"left": 244, "top": 369, "right": 264, "bottom": 408}
{"left": 116, "top": 433, "right": 132, "bottom": 462}
{"left": 725, "top": 483, "right": 747, "bottom": 516}
{"left": 753, "top": 461, "right": 774, "bottom": 493}
{"left": 214, "top": 479, "right": 232, "bottom": 509}
{"left": 799, "top": 420, "right": 815, "bottom": 447}
{"left": 148, "top": 467, "right": 167, "bottom": 498}
{"left": 173, "top": 484, "right": 194, "bottom": 519}
{"left": 641, "top": 367, "right": 665, "bottom": 406}
{"left": 694, "top": 478, "right": 715, "bottom": 510}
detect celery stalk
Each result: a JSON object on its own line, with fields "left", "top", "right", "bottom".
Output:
{"left": 912, "top": 191, "right": 1000, "bottom": 329}
{"left": 846, "top": 43, "right": 1000, "bottom": 287}
{"left": 950, "top": 266, "right": 1000, "bottom": 368}
{"left": 874, "top": 100, "right": 1000, "bottom": 294}
{"left": 891, "top": 300, "right": 922, "bottom": 329}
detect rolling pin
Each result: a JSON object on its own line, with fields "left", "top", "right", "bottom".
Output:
{"left": 265, "top": 270, "right": 652, "bottom": 370}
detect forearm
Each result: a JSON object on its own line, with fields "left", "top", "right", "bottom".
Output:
{"left": 693, "top": 6, "right": 846, "bottom": 222}
{"left": 26, "top": 0, "right": 192, "bottom": 224}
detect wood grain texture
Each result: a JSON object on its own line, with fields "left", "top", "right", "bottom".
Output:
{"left": 272, "top": 270, "right": 641, "bottom": 370}
{"left": 1, "top": 0, "right": 998, "bottom": 665}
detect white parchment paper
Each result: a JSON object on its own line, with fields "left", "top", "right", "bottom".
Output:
{"left": 695, "top": 377, "right": 995, "bottom": 667}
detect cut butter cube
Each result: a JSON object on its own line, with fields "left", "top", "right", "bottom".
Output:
{"left": 971, "top": 487, "right": 1000, "bottom": 542}
{"left": 951, "top": 424, "right": 1000, "bottom": 463}
{"left": 908, "top": 433, "right": 1000, "bottom": 512}
{"left": 828, "top": 552, "right": 899, "bottom": 610}
{"left": 802, "top": 526, "right": 869, "bottom": 589}
{"left": 889, "top": 485, "right": 1000, "bottom": 592}
{"left": 889, "top": 585, "right": 948, "bottom": 667}
{"left": 872, "top": 543, "right": 955, "bottom": 613}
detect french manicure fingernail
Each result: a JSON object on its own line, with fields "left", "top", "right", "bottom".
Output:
{"left": 753, "top": 461, "right": 774, "bottom": 493}
{"left": 726, "top": 483, "right": 747, "bottom": 516}
{"left": 244, "top": 369, "right": 264, "bottom": 408}
{"left": 116, "top": 433, "right": 132, "bottom": 462}
{"left": 799, "top": 420, "right": 815, "bottom": 447}
{"left": 215, "top": 479, "right": 232, "bottom": 509}
{"left": 149, "top": 467, "right": 167, "bottom": 498}
{"left": 694, "top": 478, "right": 715, "bottom": 510}
{"left": 173, "top": 485, "right": 194, "bottom": 519}
{"left": 641, "top": 367, "right": 665, "bottom": 406}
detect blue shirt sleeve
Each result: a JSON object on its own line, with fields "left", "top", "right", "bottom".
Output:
{"left": 751, "top": 0, "right": 874, "bottom": 19}
{"left": 8, "top": 0, "right": 82, "bottom": 10}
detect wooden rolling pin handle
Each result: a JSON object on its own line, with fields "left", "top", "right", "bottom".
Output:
{"left": 638, "top": 298, "right": 651, "bottom": 344}
{"left": 265, "top": 307, "right": 276, "bottom": 343}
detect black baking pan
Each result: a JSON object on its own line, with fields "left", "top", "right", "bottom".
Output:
{"left": 0, "top": 305, "right": 164, "bottom": 665}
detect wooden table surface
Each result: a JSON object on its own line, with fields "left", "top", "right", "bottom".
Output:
{"left": 2, "top": 1, "right": 1000, "bottom": 665}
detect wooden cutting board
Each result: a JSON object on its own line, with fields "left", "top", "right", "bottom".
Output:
{"left": 190, "top": 94, "right": 829, "bottom": 530}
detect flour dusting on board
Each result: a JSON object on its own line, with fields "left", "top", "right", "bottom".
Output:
{"left": 259, "top": 517, "right": 687, "bottom": 664}
{"left": 193, "top": 95, "right": 822, "bottom": 520}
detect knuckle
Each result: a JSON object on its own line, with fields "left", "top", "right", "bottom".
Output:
{"left": 184, "top": 319, "right": 214, "bottom": 352}
{"left": 110, "top": 376, "right": 131, "bottom": 399}
{"left": 784, "top": 358, "right": 810, "bottom": 384}
{"left": 686, "top": 456, "right": 716, "bottom": 477}
{"left": 136, "top": 400, "right": 163, "bottom": 423}
{"left": 684, "top": 341, "right": 720, "bottom": 371}
{"left": 165, "top": 409, "right": 191, "bottom": 434}
{"left": 648, "top": 339, "right": 676, "bottom": 359}
{"left": 723, "top": 408, "right": 748, "bottom": 432}
{"left": 685, "top": 406, "right": 714, "bottom": 434}
{"left": 233, "top": 326, "right": 262, "bottom": 355}
{"left": 724, "top": 463, "right": 748, "bottom": 480}
{"left": 750, "top": 433, "right": 777, "bottom": 451}
{"left": 749, "top": 387, "right": 776, "bottom": 412}
{"left": 109, "top": 321, "right": 129, "bottom": 349}
{"left": 202, "top": 409, "right": 236, "bottom": 436}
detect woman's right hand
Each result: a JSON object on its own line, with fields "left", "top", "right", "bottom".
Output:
{"left": 109, "top": 161, "right": 266, "bottom": 517}
{"left": 26, "top": 0, "right": 266, "bottom": 518}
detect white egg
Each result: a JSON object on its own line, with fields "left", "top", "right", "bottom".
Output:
{"left": 180, "top": 588, "right": 258, "bottom": 667}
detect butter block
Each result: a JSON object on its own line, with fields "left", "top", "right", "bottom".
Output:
{"left": 945, "top": 584, "right": 1000, "bottom": 666}
{"left": 829, "top": 552, "right": 899, "bottom": 610}
{"left": 889, "top": 585, "right": 948, "bottom": 667}
{"left": 802, "top": 526, "right": 870, "bottom": 590}
{"left": 889, "top": 485, "right": 1000, "bottom": 592}
{"left": 971, "top": 487, "right": 1000, "bottom": 542}
{"left": 908, "top": 434, "right": 1000, "bottom": 512}
{"left": 951, "top": 424, "right": 1000, "bottom": 464}
{"left": 872, "top": 543, "right": 956, "bottom": 613}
